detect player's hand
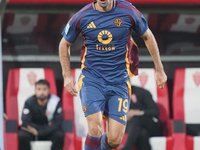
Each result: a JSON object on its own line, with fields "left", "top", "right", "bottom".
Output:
{"left": 155, "top": 69, "right": 167, "bottom": 89}
{"left": 64, "top": 75, "right": 78, "bottom": 96}
{"left": 21, "top": 125, "right": 38, "bottom": 136}
{"left": 48, "top": 122, "right": 52, "bottom": 126}
{"left": 128, "top": 109, "right": 142, "bottom": 120}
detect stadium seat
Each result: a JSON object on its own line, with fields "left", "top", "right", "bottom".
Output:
{"left": 5, "top": 68, "right": 57, "bottom": 150}
{"left": 120, "top": 68, "right": 173, "bottom": 150}
{"left": 62, "top": 68, "right": 173, "bottom": 150}
{"left": 30, "top": 141, "right": 52, "bottom": 150}
{"left": 173, "top": 68, "right": 200, "bottom": 150}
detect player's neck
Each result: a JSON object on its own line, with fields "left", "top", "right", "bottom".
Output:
{"left": 95, "top": 0, "right": 113, "bottom": 12}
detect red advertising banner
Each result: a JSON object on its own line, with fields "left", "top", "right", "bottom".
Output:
{"left": 8, "top": 0, "right": 200, "bottom": 4}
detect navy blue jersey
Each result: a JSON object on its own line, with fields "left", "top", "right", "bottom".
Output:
{"left": 62, "top": 0, "right": 148, "bottom": 83}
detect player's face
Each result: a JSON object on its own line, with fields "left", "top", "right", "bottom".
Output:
{"left": 35, "top": 84, "right": 50, "bottom": 101}
{"left": 97, "top": 0, "right": 112, "bottom": 8}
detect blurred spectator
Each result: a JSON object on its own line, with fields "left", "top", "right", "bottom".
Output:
{"left": 121, "top": 86, "right": 162, "bottom": 150}
{"left": 18, "top": 79, "right": 64, "bottom": 150}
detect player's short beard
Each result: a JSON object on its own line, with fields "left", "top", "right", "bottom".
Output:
{"left": 98, "top": 0, "right": 110, "bottom": 8}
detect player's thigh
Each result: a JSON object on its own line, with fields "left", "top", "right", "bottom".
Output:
{"left": 105, "top": 82, "right": 130, "bottom": 143}
{"left": 106, "top": 88, "right": 130, "bottom": 125}
{"left": 79, "top": 79, "right": 106, "bottom": 117}
{"left": 86, "top": 111, "right": 104, "bottom": 137}
{"left": 107, "top": 117, "right": 126, "bottom": 144}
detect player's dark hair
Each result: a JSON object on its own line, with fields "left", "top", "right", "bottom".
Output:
{"left": 35, "top": 79, "right": 50, "bottom": 88}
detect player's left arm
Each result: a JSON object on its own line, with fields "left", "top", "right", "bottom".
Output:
{"left": 141, "top": 28, "right": 167, "bottom": 89}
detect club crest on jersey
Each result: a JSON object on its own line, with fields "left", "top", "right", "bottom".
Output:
{"left": 114, "top": 18, "right": 123, "bottom": 27}
{"left": 83, "top": 105, "right": 87, "bottom": 113}
{"left": 97, "top": 30, "right": 113, "bottom": 44}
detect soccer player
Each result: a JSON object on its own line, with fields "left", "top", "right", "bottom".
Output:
{"left": 59, "top": 0, "right": 167, "bottom": 149}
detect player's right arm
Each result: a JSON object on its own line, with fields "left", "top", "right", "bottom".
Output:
{"left": 59, "top": 38, "right": 78, "bottom": 96}
{"left": 59, "top": 9, "right": 84, "bottom": 96}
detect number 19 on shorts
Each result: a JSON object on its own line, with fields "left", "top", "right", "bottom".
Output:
{"left": 118, "top": 98, "right": 128, "bottom": 113}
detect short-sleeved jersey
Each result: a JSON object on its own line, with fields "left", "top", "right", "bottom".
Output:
{"left": 62, "top": 0, "right": 148, "bottom": 83}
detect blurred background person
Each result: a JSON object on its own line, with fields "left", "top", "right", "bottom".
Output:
{"left": 121, "top": 85, "right": 162, "bottom": 150}
{"left": 18, "top": 79, "right": 64, "bottom": 150}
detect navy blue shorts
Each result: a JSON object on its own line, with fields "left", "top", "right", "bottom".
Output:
{"left": 78, "top": 74, "right": 131, "bottom": 125}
